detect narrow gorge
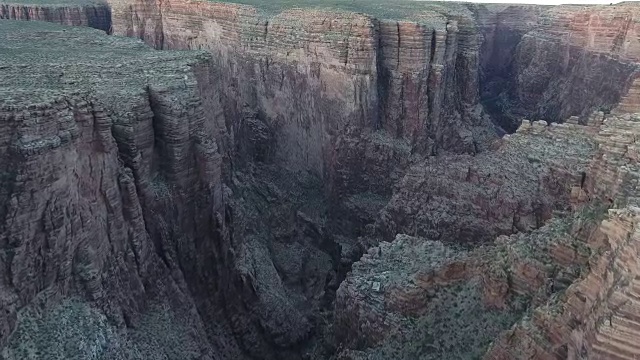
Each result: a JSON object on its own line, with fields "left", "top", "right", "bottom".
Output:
{"left": 1, "top": 1, "right": 640, "bottom": 359}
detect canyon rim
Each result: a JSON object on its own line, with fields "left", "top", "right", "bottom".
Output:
{"left": 2, "top": 0, "right": 640, "bottom": 359}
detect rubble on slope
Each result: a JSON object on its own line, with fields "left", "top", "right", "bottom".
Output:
{"left": 377, "top": 118, "right": 597, "bottom": 245}
{"left": 335, "top": 113, "right": 640, "bottom": 359}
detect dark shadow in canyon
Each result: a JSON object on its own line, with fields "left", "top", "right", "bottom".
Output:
{"left": 3, "top": 2, "right": 640, "bottom": 360}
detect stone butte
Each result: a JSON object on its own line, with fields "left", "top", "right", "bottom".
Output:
{"left": 1, "top": 0, "right": 640, "bottom": 359}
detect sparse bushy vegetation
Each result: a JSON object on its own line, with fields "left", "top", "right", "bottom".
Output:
{"left": 149, "top": 174, "right": 172, "bottom": 199}
{"left": 363, "top": 281, "right": 524, "bottom": 359}
{"left": 3, "top": 300, "right": 114, "bottom": 360}
{"left": 212, "top": 0, "right": 473, "bottom": 24}
{"left": 3, "top": 299, "right": 206, "bottom": 360}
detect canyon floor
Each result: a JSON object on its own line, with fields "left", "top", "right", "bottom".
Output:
{"left": 2, "top": 1, "right": 640, "bottom": 359}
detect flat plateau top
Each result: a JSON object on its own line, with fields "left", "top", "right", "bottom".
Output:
{"left": 214, "top": 0, "right": 478, "bottom": 18}
{"left": 0, "top": 20, "right": 209, "bottom": 110}
{"left": 0, "top": 0, "right": 478, "bottom": 20}
{"left": 1, "top": 0, "right": 622, "bottom": 23}
{"left": 0, "top": 0, "right": 537, "bottom": 22}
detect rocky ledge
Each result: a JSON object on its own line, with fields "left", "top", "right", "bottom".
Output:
{"left": 2, "top": 1, "right": 640, "bottom": 360}
{"left": 0, "top": 20, "right": 226, "bottom": 359}
{"left": 0, "top": 0, "right": 111, "bottom": 31}
{"left": 336, "top": 112, "right": 640, "bottom": 359}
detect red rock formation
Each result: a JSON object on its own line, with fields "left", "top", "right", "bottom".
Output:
{"left": 376, "top": 119, "right": 596, "bottom": 244}
{"left": 485, "top": 206, "right": 640, "bottom": 360}
{"left": 0, "top": 2, "right": 111, "bottom": 31}
{"left": 333, "top": 118, "right": 602, "bottom": 358}
{"left": 509, "top": 4, "right": 640, "bottom": 121}
{"left": 5, "top": 2, "right": 640, "bottom": 359}
{"left": 108, "top": 0, "right": 501, "bottom": 180}
{"left": 7, "top": 0, "right": 640, "bottom": 198}
{"left": 0, "top": 21, "right": 243, "bottom": 358}
{"left": 335, "top": 235, "right": 475, "bottom": 350}
{"left": 6, "top": 1, "right": 640, "bottom": 140}
{"left": 484, "top": 113, "right": 640, "bottom": 360}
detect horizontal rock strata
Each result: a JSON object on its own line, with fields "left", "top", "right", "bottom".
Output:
{"left": 3, "top": 1, "right": 640, "bottom": 359}
{"left": 0, "top": 20, "right": 242, "bottom": 359}
{"left": 0, "top": 1, "right": 111, "bottom": 31}
{"left": 376, "top": 119, "right": 597, "bottom": 244}
{"left": 336, "top": 113, "right": 640, "bottom": 359}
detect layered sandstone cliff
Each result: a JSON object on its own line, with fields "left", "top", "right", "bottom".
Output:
{"left": 334, "top": 111, "right": 640, "bottom": 360}
{"left": 0, "top": 0, "right": 111, "bottom": 31}
{"left": 5, "top": 0, "right": 640, "bottom": 138}
{"left": 0, "top": 20, "right": 241, "bottom": 359}
{"left": 333, "top": 115, "right": 601, "bottom": 359}
{"left": 484, "top": 112, "right": 640, "bottom": 360}
{"left": 3, "top": 1, "right": 640, "bottom": 360}
{"left": 376, "top": 119, "right": 596, "bottom": 244}
{"left": 108, "top": 0, "right": 502, "bottom": 181}
{"left": 483, "top": 3, "right": 640, "bottom": 130}
{"left": 0, "top": 18, "right": 363, "bottom": 360}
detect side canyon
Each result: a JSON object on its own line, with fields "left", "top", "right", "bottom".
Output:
{"left": 2, "top": 0, "right": 640, "bottom": 359}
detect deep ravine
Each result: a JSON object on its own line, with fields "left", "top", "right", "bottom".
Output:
{"left": 3, "top": 1, "right": 640, "bottom": 359}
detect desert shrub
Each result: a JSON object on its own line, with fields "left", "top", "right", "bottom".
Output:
{"left": 2, "top": 300, "right": 115, "bottom": 360}
{"left": 3, "top": 300, "right": 205, "bottom": 360}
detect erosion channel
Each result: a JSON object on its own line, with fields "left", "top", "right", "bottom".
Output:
{"left": 2, "top": 1, "right": 640, "bottom": 359}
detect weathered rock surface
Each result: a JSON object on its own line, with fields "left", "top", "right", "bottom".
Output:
{"left": 377, "top": 119, "right": 596, "bottom": 244}
{"left": 6, "top": 0, "right": 640, "bottom": 138}
{"left": 0, "top": 0, "right": 111, "bottom": 31}
{"left": 0, "top": 19, "right": 363, "bottom": 360}
{"left": 4, "top": 1, "right": 640, "bottom": 360}
{"left": 108, "top": 0, "right": 504, "bottom": 180}
{"left": 482, "top": 3, "right": 640, "bottom": 130}
{"left": 335, "top": 112, "right": 640, "bottom": 359}
{"left": 0, "top": 20, "right": 238, "bottom": 359}
{"left": 485, "top": 113, "right": 640, "bottom": 360}
{"left": 332, "top": 116, "right": 600, "bottom": 358}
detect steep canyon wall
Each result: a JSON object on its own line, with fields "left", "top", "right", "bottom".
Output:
{"left": 3, "top": 2, "right": 640, "bottom": 360}
{"left": 0, "top": 20, "right": 271, "bottom": 359}
{"left": 107, "top": 0, "right": 502, "bottom": 190}
{"left": 481, "top": 3, "right": 640, "bottom": 130}
{"left": 5, "top": 0, "right": 640, "bottom": 193}
{"left": 0, "top": 1, "right": 111, "bottom": 31}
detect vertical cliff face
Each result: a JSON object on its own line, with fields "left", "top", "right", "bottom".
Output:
{"left": 5, "top": 2, "right": 640, "bottom": 360}
{"left": 113, "top": 0, "right": 382, "bottom": 182}
{"left": 477, "top": 4, "right": 547, "bottom": 133}
{"left": 481, "top": 3, "right": 640, "bottom": 131}
{"left": 6, "top": 1, "right": 640, "bottom": 150}
{"left": 104, "top": 0, "right": 640, "bottom": 200}
{"left": 108, "top": 0, "right": 500, "bottom": 184}
{"left": 484, "top": 206, "right": 640, "bottom": 360}
{"left": 0, "top": 18, "right": 370, "bottom": 360}
{"left": 0, "top": 2, "right": 111, "bottom": 31}
{"left": 0, "top": 21, "right": 250, "bottom": 359}
{"left": 333, "top": 112, "right": 640, "bottom": 359}
{"left": 484, "top": 112, "right": 640, "bottom": 360}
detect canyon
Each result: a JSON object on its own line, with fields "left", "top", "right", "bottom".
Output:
{"left": 2, "top": 0, "right": 640, "bottom": 359}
